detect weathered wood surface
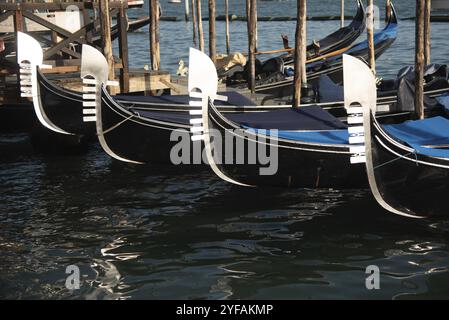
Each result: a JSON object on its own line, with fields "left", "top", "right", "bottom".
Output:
{"left": 292, "top": 0, "right": 306, "bottom": 107}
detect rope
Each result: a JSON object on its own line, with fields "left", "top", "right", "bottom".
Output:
{"left": 374, "top": 151, "right": 417, "bottom": 170}
{"left": 102, "top": 114, "right": 135, "bottom": 135}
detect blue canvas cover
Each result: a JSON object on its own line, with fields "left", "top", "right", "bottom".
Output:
{"left": 383, "top": 116, "right": 449, "bottom": 158}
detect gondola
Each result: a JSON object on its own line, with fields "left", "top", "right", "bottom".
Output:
{"left": 85, "top": 46, "right": 448, "bottom": 171}
{"left": 230, "top": 3, "right": 398, "bottom": 97}
{"left": 189, "top": 49, "right": 449, "bottom": 188}
{"left": 18, "top": 8, "right": 402, "bottom": 139}
{"left": 346, "top": 56, "right": 449, "bottom": 219}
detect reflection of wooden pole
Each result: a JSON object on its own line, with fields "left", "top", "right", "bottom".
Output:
{"left": 191, "top": 0, "right": 197, "bottom": 45}
{"left": 225, "top": 0, "right": 230, "bottom": 55}
{"left": 185, "top": 0, "right": 190, "bottom": 21}
{"left": 340, "top": 0, "right": 345, "bottom": 28}
{"left": 292, "top": 0, "right": 307, "bottom": 107}
{"left": 367, "top": 0, "right": 376, "bottom": 73}
{"left": 385, "top": 0, "right": 391, "bottom": 22}
{"left": 149, "top": 0, "right": 160, "bottom": 70}
{"left": 208, "top": 0, "right": 216, "bottom": 63}
{"left": 415, "top": 0, "right": 425, "bottom": 119}
{"left": 424, "top": 0, "right": 431, "bottom": 65}
{"left": 196, "top": 0, "right": 204, "bottom": 52}
{"left": 99, "top": 0, "right": 115, "bottom": 87}
{"left": 247, "top": 0, "right": 257, "bottom": 93}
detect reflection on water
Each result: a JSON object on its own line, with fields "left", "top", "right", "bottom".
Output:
{"left": 2, "top": 0, "right": 449, "bottom": 300}
{"left": 1, "top": 144, "right": 449, "bottom": 299}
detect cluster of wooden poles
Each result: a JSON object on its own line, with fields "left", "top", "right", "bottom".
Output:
{"left": 144, "top": 0, "right": 431, "bottom": 119}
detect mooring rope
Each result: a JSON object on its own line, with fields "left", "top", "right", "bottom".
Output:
{"left": 102, "top": 114, "right": 135, "bottom": 135}
{"left": 374, "top": 151, "right": 417, "bottom": 170}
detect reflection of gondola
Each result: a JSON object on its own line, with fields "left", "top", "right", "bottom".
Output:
{"left": 229, "top": 3, "right": 398, "bottom": 97}
{"left": 346, "top": 55, "right": 449, "bottom": 219}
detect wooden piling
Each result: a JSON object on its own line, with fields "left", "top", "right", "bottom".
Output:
{"left": 99, "top": 0, "right": 115, "bottom": 89}
{"left": 185, "top": 0, "right": 190, "bottom": 21}
{"left": 196, "top": 0, "right": 204, "bottom": 52}
{"left": 150, "top": 0, "right": 160, "bottom": 71}
{"left": 292, "top": 0, "right": 307, "bottom": 107}
{"left": 209, "top": 0, "right": 216, "bottom": 63}
{"left": 415, "top": 0, "right": 425, "bottom": 119}
{"left": 225, "top": 0, "right": 230, "bottom": 55}
{"left": 367, "top": 0, "right": 376, "bottom": 73}
{"left": 247, "top": 0, "right": 257, "bottom": 93}
{"left": 118, "top": 1, "right": 130, "bottom": 93}
{"left": 385, "top": 0, "right": 392, "bottom": 22}
{"left": 191, "top": 0, "right": 197, "bottom": 45}
{"left": 340, "top": 0, "right": 345, "bottom": 28}
{"left": 424, "top": 0, "right": 431, "bottom": 65}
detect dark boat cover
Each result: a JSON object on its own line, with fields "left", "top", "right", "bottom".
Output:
{"left": 135, "top": 105, "right": 347, "bottom": 131}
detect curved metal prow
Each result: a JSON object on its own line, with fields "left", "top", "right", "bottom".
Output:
{"left": 17, "top": 32, "right": 72, "bottom": 135}
{"left": 80, "top": 45, "right": 140, "bottom": 164}
{"left": 343, "top": 54, "right": 422, "bottom": 219}
{"left": 188, "top": 48, "right": 252, "bottom": 187}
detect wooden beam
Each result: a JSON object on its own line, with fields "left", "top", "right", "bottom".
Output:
{"left": 209, "top": 0, "right": 216, "bottom": 63}
{"left": 424, "top": 0, "right": 431, "bottom": 65}
{"left": 415, "top": 0, "right": 425, "bottom": 119}
{"left": 367, "top": 0, "right": 376, "bottom": 73}
{"left": 292, "top": 0, "right": 307, "bottom": 107}
{"left": 118, "top": 1, "right": 130, "bottom": 93}
{"left": 150, "top": 0, "right": 161, "bottom": 70}
{"left": 225, "top": 0, "right": 230, "bottom": 55}
{"left": 247, "top": 0, "right": 257, "bottom": 93}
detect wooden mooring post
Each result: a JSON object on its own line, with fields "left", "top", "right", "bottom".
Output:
{"left": 209, "top": 0, "right": 216, "bottom": 63}
{"left": 415, "top": 0, "right": 425, "bottom": 119}
{"left": 246, "top": 0, "right": 257, "bottom": 93}
{"left": 185, "top": 0, "right": 190, "bottom": 21}
{"left": 367, "top": 0, "right": 376, "bottom": 73}
{"left": 196, "top": 0, "right": 204, "bottom": 52}
{"left": 118, "top": 1, "right": 130, "bottom": 93}
{"left": 385, "top": 0, "right": 392, "bottom": 22}
{"left": 150, "top": 0, "right": 161, "bottom": 71}
{"left": 225, "top": 0, "right": 230, "bottom": 55}
{"left": 424, "top": 0, "right": 431, "bottom": 65}
{"left": 340, "top": 0, "right": 345, "bottom": 28}
{"left": 99, "top": 0, "right": 115, "bottom": 92}
{"left": 292, "top": 0, "right": 307, "bottom": 107}
{"left": 191, "top": 0, "right": 197, "bottom": 45}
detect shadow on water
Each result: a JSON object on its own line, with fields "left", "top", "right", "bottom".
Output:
{"left": 1, "top": 142, "right": 449, "bottom": 299}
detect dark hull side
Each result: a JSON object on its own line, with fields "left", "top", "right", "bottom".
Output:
{"left": 37, "top": 70, "right": 96, "bottom": 136}
{"left": 368, "top": 114, "right": 449, "bottom": 218}
{"left": 205, "top": 100, "right": 367, "bottom": 188}
{"left": 100, "top": 88, "right": 199, "bottom": 164}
